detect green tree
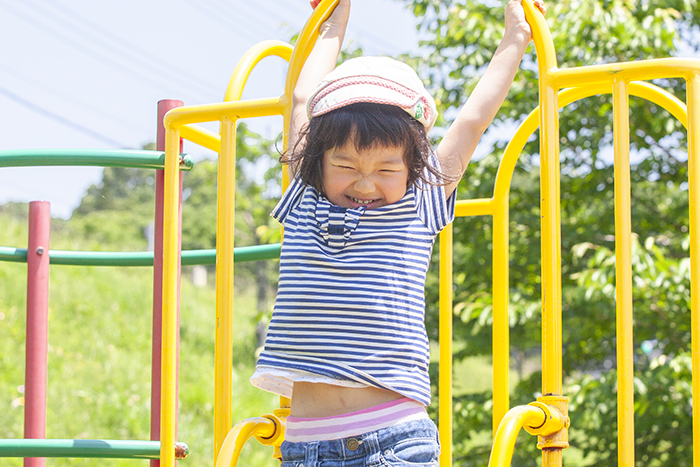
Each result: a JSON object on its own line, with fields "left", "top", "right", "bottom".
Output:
{"left": 70, "top": 125, "right": 282, "bottom": 342}
{"left": 401, "top": 0, "right": 699, "bottom": 465}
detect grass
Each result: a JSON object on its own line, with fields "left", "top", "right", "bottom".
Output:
{"left": 0, "top": 208, "right": 278, "bottom": 467}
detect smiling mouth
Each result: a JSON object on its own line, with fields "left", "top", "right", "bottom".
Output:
{"left": 350, "top": 196, "right": 378, "bottom": 205}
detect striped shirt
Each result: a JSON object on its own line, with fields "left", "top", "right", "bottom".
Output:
{"left": 252, "top": 172, "right": 455, "bottom": 407}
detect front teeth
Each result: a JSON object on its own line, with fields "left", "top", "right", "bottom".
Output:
{"left": 351, "top": 197, "right": 375, "bottom": 204}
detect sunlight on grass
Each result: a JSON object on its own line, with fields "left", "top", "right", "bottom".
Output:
{"left": 0, "top": 209, "right": 279, "bottom": 467}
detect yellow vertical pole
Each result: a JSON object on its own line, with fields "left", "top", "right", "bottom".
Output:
{"left": 438, "top": 223, "right": 453, "bottom": 467}
{"left": 492, "top": 200, "right": 510, "bottom": 433}
{"left": 160, "top": 126, "right": 181, "bottom": 467}
{"left": 686, "top": 73, "right": 700, "bottom": 467}
{"left": 539, "top": 73, "right": 563, "bottom": 467}
{"left": 612, "top": 78, "right": 635, "bottom": 467}
{"left": 539, "top": 79, "right": 562, "bottom": 398}
{"left": 214, "top": 117, "right": 237, "bottom": 462}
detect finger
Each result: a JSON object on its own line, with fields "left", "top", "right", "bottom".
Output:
{"left": 534, "top": 0, "right": 546, "bottom": 14}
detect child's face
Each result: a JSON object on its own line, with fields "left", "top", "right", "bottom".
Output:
{"left": 321, "top": 140, "right": 409, "bottom": 210}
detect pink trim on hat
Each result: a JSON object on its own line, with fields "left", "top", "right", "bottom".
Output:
{"left": 308, "top": 75, "right": 434, "bottom": 126}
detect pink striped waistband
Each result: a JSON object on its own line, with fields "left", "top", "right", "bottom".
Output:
{"left": 285, "top": 397, "right": 428, "bottom": 443}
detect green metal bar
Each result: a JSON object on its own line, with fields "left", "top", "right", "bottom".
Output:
{"left": 0, "top": 439, "right": 188, "bottom": 459}
{"left": 0, "top": 243, "right": 281, "bottom": 266}
{"left": 0, "top": 149, "right": 193, "bottom": 171}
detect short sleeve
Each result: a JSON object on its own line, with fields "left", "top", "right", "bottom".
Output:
{"left": 414, "top": 184, "right": 456, "bottom": 234}
{"left": 271, "top": 176, "right": 307, "bottom": 224}
{"left": 413, "top": 155, "right": 456, "bottom": 234}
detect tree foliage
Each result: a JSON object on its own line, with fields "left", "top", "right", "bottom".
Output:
{"left": 402, "top": 0, "right": 699, "bottom": 465}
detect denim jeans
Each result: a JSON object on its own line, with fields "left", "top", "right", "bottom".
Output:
{"left": 280, "top": 418, "right": 440, "bottom": 467}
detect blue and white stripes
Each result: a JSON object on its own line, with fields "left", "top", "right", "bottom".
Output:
{"left": 252, "top": 176, "right": 455, "bottom": 407}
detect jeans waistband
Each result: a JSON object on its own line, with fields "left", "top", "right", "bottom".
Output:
{"left": 281, "top": 417, "right": 439, "bottom": 463}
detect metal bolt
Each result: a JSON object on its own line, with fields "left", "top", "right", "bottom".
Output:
{"left": 36, "top": 247, "right": 44, "bottom": 255}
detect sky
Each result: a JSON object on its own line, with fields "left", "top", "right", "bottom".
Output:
{"left": 0, "top": 0, "right": 420, "bottom": 219}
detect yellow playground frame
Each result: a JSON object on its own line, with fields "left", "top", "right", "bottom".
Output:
{"left": 156, "top": 1, "right": 700, "bottom": 466}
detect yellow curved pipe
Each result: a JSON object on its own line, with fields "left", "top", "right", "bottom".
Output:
{"left": 211, "top": 2, "right": 340, "bottom": 462}
{"left": 523, "top": 0, "right": 558, "bottom": 77}
{"left": 213, "top": 40, "right": 294, "bottom": 463}
{"left": 487, "top": 405, "right": 545, "bottom": 467}
{"left": 454, "top": 81, "right": 689, "bottom": 436}
{"left": 215, "top": 417, "right": 277, "bottom": 467}
{"left": 284, "top": 0, "right": 340, "bottom": 107}
{"left": 494, "top": 81, "right": 688, "bottom": 205}
{"left": 280, "top": 0, "right": 340, "bottom": 190}
{"left": 224, "top": 40, "right": 294, "bottom": 102}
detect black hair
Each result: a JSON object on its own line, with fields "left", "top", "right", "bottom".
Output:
{"left": 281, "top": 102, "right": 456, "bottom": 195}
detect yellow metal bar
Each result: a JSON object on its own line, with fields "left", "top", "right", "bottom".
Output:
{"left": 456, "top": 79, "right": 689, "bottom": 436}
{"left": 539, "top": 72, "right": 562, "bottom": 398}
{"left": 524, "top": 0, "right": 564, "bottom": 404}
{"left": 487, "top": 405, "right": 545, "bottom": 467}
{"left": 164, "top": 97, "right": 285, "bottom": 128}
{"left": 180, "top": 124, "right": 221, "bottom": 153}
{"left": 522, "top": 0, "right": 558, "bottom": 77}
{"left": 215, "top": 417, "right": 277, "bottom": 467}
{"left": 550, "top": 58, "right": 700, "bottom": 89}
{"left": 494, "top": 81, "right": 687, "bottom": 207}
{"left": 214, "top": 118, "right": 237, "bottom": 461}
{"left": 492, "top": 194, "right": 510, "bottom": 434}
{"left": 160, "top": 126, "right": 181, "bottom": 467}
{"left": 613, "top": 78, "right": 635, "bottom": 467}
{"left": 283, "top": 0, "right": 340, "bottom": 108}
{"left": 438, "top": 224, "right": 453, "bottom": 467}
{"left": 542, "top": 450, "right": 563, "bottom": 467}
{"left": 454, "top": 198, "right": 494, "bottom": 217}
{"left": 687, "top": 73, "right": 700, "bottom": 467}
{"left": 630, "top": 81, "right": 689, "bottom": 128}
{"left": 224, "top": 40, "right": 293, "bottom": 102}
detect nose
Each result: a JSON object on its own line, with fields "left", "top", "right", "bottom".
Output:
{"left": 354, "top": 175, "right": 376, "bottom": 194}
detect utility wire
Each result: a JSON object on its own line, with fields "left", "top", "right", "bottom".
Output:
{"left": 0, "top": 64, "right": 145, "bottom": 134}
{"left": 36, "top": 0, "right": 222, "bottom": 97}
{"left": 0, "top": 87, "right": 129, "bottom": 148}
{"left": 0, "top": 2, "right": 210, "bottom": 103}
{"left": 187, "top": 0, "right": 276, "bottom": 45}
{"left": 274, "top": 0, "right": 404, "bottom": 55}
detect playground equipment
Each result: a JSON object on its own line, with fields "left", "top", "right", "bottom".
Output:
{"left": 2, "top": 0, "right": 699, "bottom": 466}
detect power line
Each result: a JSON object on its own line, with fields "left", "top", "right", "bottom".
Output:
{"left": 0, "top": 87, "right": 129, "bottom": 148}
{"left": 36, "top": 0, "right": 222, "bottom": 96}
{"left": 186, "top": 0, "right": 276, "bottom": 46}
{"left": 0, "top": 64, "right": 145, "bottom": 134}
{"left": 274, "top": 0, "right": 403, "bottom": 55}
{"left": 0, "top": 2, "right": 210, "bottom": 103}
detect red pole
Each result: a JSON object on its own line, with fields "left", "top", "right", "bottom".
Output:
{"left": 24, "top": 201, "right": 51, "bottom": 467}
{"left": 151, "top": 99, "right": 184, "bottom": 467}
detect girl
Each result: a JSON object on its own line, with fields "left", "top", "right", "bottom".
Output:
{"left": 251, "top": 0, "right": 545, "bottom": 465}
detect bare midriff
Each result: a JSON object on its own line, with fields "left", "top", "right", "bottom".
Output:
{"left": 290, "top": 382, "right": 404, "bottom": 418}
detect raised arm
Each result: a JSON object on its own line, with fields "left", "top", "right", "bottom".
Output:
{"left": 288, "top": 0, "right": 351, "bottom": 157}
{"left": 437, "top": 0, "right": 545, "bottom": 198}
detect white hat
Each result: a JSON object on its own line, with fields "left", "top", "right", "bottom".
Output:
{"left": 307, "top": 56, "right": 438, "bottom": 131}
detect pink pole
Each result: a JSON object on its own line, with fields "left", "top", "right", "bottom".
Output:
{"left": 151, "top": 99, "right": 184, "bottom": 467}
{"left": 24, "top": 201, "right": 51, "bottom": 467}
